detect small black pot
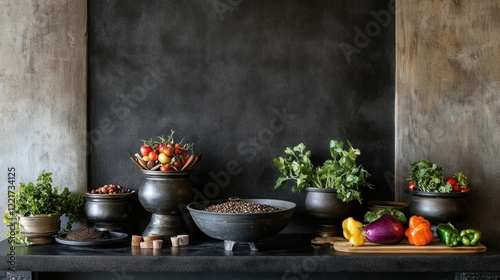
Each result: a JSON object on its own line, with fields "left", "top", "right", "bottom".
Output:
{"left": 304, "top": 187, "right": 352, "bottom": 237}
{"left": 407, "top": 190, "right": 471, "bottom": 224}
{"left": 85, "top": 192, "right": 136, "bottom": 232}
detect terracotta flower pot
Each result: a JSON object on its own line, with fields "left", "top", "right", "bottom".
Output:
{"left": 18, "top": 214, "right": 62, "bottom": 245}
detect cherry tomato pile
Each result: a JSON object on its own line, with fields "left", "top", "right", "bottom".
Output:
{"left": 136, "top": 131, "right": 196, "bottom": 172}
{"left": 445, "top": 176, "right": 470, "bottom": 193}
{"left": 89, "top": 184, "right": 134, "bottom": 194}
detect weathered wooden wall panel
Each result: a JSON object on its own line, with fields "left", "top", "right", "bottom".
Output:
{"left": 396, "top": 0, "right": 500, "bottom": 247}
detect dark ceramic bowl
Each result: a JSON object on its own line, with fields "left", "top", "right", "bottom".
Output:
{"left": 85, "top": 192, "right": 136, "bottom": 232}
{"left": 406, "top": 190, "right": 471, "bottom": 224}
{"left": 187, "top": 198, "right": 295, "bottom": 250}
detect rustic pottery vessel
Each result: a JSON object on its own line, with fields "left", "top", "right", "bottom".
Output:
{"left": 407, "top": 190, "right": 470, "bottom": 225}
{"left": 139, "top": 170, "right": 194, "bottom": 238}
{"left": 187, "top": 198, "right": 296, "bottom": 251}
{"left": 18, "top": 214, "right": 62, "bottom": 245}
{"left": 304, "top": 187, "right": 352, "bottom": 237}
{"left": 85, "top": 192, "right": 136, "bottom": 232}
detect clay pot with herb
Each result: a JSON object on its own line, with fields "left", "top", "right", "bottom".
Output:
{"left": 3, "top": 172, "right": 85, "bottom": 245}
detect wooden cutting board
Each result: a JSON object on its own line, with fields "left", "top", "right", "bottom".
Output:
{"left": 311, "top": 237, "right": 487, "bottom": 253}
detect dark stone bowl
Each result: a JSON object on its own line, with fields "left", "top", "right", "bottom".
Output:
{"left": 85, "top": 192, "right": 136, "bottom": 232}
{"left": 187, "top": 198, "right": 295, "bottom": 250}
{"left": 407, "top": 190, "right": 471, "bottom": 224}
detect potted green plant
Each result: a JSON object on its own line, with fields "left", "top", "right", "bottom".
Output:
{"left": 273, "top": 140, "right": 373, "bottom": 236}
{"left": 405, "top": 160, "right": 472, "bottom": 224}
{"left": 4, "top": 172, "right": 85, "bottom": 245}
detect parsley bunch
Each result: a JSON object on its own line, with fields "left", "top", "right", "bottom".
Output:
{"left": 406, "top": 160, "right": 450, "bottom": 192}
{"left": 273, "top": 140, "right": 373, "bottom": 203}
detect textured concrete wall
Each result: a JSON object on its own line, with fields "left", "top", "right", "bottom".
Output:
{"left": 396, "top": 0, "right": 500, "bottom": 247}
{"left": 0, "top": 0, "right": 87, "bottom": 238}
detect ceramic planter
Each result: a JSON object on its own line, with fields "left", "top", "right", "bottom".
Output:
{"left": 304, "top": 187, "right": 352, "bottom": 237}
{"left": 408, "top": 190, "right": 471, "bottom": 224}
{"left": 18, "top": 214, "right": 62, "bottom": 245}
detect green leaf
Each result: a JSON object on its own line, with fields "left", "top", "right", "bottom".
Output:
{"left": 273, "top": 140, "right": 373, "bottom": 203}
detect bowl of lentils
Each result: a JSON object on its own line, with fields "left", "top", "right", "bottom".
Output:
{"left": 187, "top": 197, "right": 296, "bottom": 251}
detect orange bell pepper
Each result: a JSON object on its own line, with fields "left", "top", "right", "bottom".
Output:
{"left": 405, "top": 215, "right": 434, "bottom": 246}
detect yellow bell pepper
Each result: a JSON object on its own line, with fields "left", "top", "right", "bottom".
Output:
{"left": 348, "top": 232, "right": 365, "bottom": 246}
{"left": 342, "top": 217, "right": 365, "bottom": 246}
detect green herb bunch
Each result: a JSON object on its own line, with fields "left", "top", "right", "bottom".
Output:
{"left": 406, "top": 160, "right": 448, "bottom": 192}
{"left": 406, "top": 160, "right": 469, "bottom": 193}
{"left": 273, "top": 140, "right": 373, "bottom": 203}
{"left": 4, "top": 172, "right": 85, "bottom": 245}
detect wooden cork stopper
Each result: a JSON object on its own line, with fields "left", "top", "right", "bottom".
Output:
{"left": 143, "top": 234, "right": 163, "bottom": 242}
{"left": 153, "top": 239, "right": 163, "bottom": 249}
{"left": 140, "top": 241, "right": 153, "bottom": 249}
{"left": 131, "top": 235, "right": 143, "bottom": 247}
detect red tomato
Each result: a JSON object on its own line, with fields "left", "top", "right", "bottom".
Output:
{"left": 174, "top": 148, "right": 182, "bottom": 156}
{"left": 175, "top": 143, "right": 183, "bottom": 148}
{"left": 408, "top": 182, "right": 416, "bottom": 191}
{"left": 148, "top": 151, "right": 158, "bottom": 162}
{"left": 163, "top": 148, "right": 173, "bottom": 157}
{"left": 158, "top": 144, "right": 167, "bottom": 154}
{"left": 460, "top": 188, "right": 470, "bottom": 193}
{"left": 173, "top": 161, "right": 181, "bottom": 169}
{"left": 446, "top": 178, "right": 458, "bottom": 186}
{"left": 160, "top": 164, "right": 171, "bottom": 172}
{"left": 452, "top": 184, "right": 461, "bottom": 192}
{"left": 140, "top": 145, "right": 152, "bottom": 157}
{"left": 166, "top": 143, "right": 174, "bottom": 149}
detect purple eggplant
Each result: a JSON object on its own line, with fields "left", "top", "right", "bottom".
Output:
{"left": 363, "top": 214, "right": 405, "bottom": 244}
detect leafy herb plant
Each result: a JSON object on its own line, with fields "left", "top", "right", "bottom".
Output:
{"left": 3, "top": 172, "right": 85, "bottom": 245}
{"left": 406, "top": 160, "right": 470, "bottom": 193}
{"left": 273, "top": 140, "right": 373, "bottom": 203}
{"left": 406, "top": 160, "right": 448, "bottom": 192}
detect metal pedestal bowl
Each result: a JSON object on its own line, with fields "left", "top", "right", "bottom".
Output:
{"left": 187, "top": 198, "right": 296, "bottom": 251}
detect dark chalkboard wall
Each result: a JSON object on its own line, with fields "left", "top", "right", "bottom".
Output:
{"left": 88, "top": 0, "right": 395, "bottom": 234}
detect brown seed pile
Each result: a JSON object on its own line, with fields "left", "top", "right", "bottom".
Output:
{"left": 203, "top": 201, "right": 280, "bottom": 213}
{"left": 90, "top": 184, "right": 134, "bottom": 194}
{"left": 65, "top": 227, "right": 111, "bottom": 241}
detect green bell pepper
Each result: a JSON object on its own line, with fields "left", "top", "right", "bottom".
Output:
{"left": 460, "top": 229, "right": 481, "bottom": 246}
{"left": 436, "top": 223, "right": 461, "bottom": 247}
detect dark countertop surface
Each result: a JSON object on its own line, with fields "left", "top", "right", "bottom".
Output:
{"left": 1, "top": 234, "right": 500, "bottom": 274}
